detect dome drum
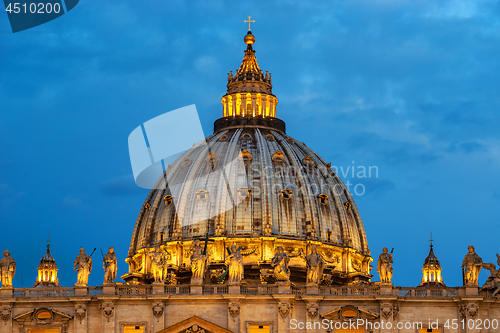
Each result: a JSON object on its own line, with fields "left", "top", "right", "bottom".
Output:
{"left": 214, "top": 116, "right": 285, "bottom": 133}
{"left": 123, "top": 237, "right": 372, "bottom": 286}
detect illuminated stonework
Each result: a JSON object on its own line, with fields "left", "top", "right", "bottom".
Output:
{"left": 221, "top": 31, "right": 277, "bottom": 118}
{"left": 420, "top": 242, "right": 445, "bottom": 287}
{"left": 33, "top": 244, "right": 61, "bottom": 288}
{"left": 123, "top": 30, "right": 372, "bottom": 286}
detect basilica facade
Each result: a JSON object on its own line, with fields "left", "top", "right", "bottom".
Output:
{"left": 0, "top": 28, "right": 499, "bottom": 333}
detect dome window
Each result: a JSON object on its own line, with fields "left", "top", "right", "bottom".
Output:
{"left": 266, "top": 133, "right": 275, "bottom": 141}
{"left": 237, "top": 186, "right": 251, "bottom": 199}
{"left": 207, "top": 153, "right": 219, "bottom": 167}
{"left": 272, "top": 151, "right": 286, "bottom": 164}
{"left": 182, "top": 157, "right": 192, "bottom": 168}
{"left": 344, "top": 201, "right": 351, "bottom": 212}
{"left": 219, "top": 134, "right": 228, "bottom": 142}
{"left": 287, "top": 137, "right": 294, "bottom": 144}
{"left": 163, "top": 195, "right": 173, "bottom": 206}
{"left": 196, "top": 189, "right": 209, "bottom": 201}
{"left": 144, "top": 203, "right": 151, "bottom": 212}
{"left": 240, "top": 150, "right": 252, "bottom": 164}
{"left": 280, "top": 188, "right": 293, "bottom": 200}
{"left": 303, "top": 156, "right": 315, "bottom": 168}
{"left": 242, "top": 133, "right": 252, "bottom": 141}
{"left": 318, "top": 193, "right": 329, "bottom": 206}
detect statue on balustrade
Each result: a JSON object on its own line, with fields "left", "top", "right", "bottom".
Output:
{"left": 0, "top": 251, "right": 16, "bottom": 288}
{"left": 306, "top": 245, "right": 325, "bottom": 285}
{"left": 462, "top": 245, "right": 482, "bottom": 287}
{"left": 271, "top": 246, "right": 290, "bottom": 282}
{"left": 226, "top": 244, "right": 244, "bottom": 284}
{"left": 74, "top": 247, "right": 92, "bottom": 286}
{"left": 190, "top": 239, "right": 209, "bottom": 284}
{"left": 150, "top": 249, "right": 167, "bottom": 284}
{"left": 377, "top": 247, "right": 393, "bottom": 285}
{"left": 103, "top": 247, "right": 117, "bottom": 285}
{"left": 481, "top": 261, "right": 500, "bottom": 298}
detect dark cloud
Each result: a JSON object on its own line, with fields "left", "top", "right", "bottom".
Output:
{"left": 354, "top": 178, "right": 395, "bottom": 197}
{"left": 100, "top": 175, "right": 143, "bottom": 197}
{"left": 447, "top": 141, "right": 488, "bottom": 154}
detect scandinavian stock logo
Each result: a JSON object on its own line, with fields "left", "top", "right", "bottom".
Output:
{"left": 3, "top": 0, "right": 79, "bottom": 33}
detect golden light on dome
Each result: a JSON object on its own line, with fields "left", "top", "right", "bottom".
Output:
{"left": 419, "top": 235, "right": 445, "bottom": 286}
{"left": 244, "top": 31, "right": 255, "bottom": 45}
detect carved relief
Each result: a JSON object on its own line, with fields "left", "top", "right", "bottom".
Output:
{"left": 186, "top": 324, "right": 206, "bottom": 333}
{"left": 152, "top": 302, "right": 164, "bottom": 322}
{"left": 460, "top": 302, "right": 479, "bottom": 319}
{"left": 278, "top": 301, "right": 292, "bottom": 320}
{"left": 100, "top": 301, "right": 114, "bottom": 322}
{"left": 380, "top": 302, "right": 393, "bottom": 319}
{"left": 306, "top": 302, "right": 319, "bottom": 319}
{"left": 228, "top": 301, "right": 240, "bottom": 321}
{"left": 392, "top": 304, "right": 399, "bottom": 320}
{"left": 74, "top": 304, "right": 86, "bottom": 324}
{"left": 1, "top": 304, "right": 11, "bottom": 322}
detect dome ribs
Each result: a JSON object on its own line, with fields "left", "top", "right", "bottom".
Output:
{"left": 283, "top": 139, "right": 318, "bottom": 239}
{"left": 213, "top": 130, "right": 238, "bottom": 235}
{"left": 255, "top": 128, "right": 273, "bottom": 235}
{"left": 140, "top": 188, "right": 163, "bottom": 249}
{"left": 128, "top": 129, "right": 371, "bottom": 281}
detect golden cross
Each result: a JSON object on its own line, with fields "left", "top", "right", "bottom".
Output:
{"left": 244, "top": 15, "right": 255, "bottom": 31}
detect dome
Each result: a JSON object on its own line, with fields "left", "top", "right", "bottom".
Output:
{"left": 124, "top": 31, "right": 372, "bottom": 286}
{"left": 33, "top": 244, "right": 60, "bottom": 288}
{"left": 423, "top": 245, "right": 440, "bottom": 267}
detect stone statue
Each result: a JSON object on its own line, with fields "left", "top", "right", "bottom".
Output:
{"left": 150, "top": 250, "right": 166, "bottom": 283}
{"left": 271, "top": 246, "right": 290, "bottom": 281}
{"left": 103, "top": 247, "right": 117, "bottom": 284}
{"left": 190, "top": 239, "right": 209, "bottom": 284}
{"left": 306, "top": 245, "right": 324, "bottom": 285}
{"left": 462, "top": 245, "right": 482, "bottom": 286}
{"left": 226, "top": 244, "right": 244, "bottom": 284}
{"left": 0, "top": 251, "right": 16, "bottom": 288}
{"left": 74, "top": 247, "right": 92, "bottom": 286}
{"left": 480, "top": 260, "right": 500, "bottom": 298}
{"left": 377, "top": 247, "right": 393, "bottom": 284}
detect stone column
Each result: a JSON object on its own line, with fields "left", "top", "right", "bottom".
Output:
{"left": 277, "top": 281, "right": 291, "bottom": 294}
{"left": 100, "top": 299, "right": 118, "bottom": 333}
{"left": 302, "top": 297, "right": 324, "bottom": 333}
{"left": 152, "top": 283, "right": 165, "bottom": 295}
{"left": 274, "top": 296, "right": 295, "bottom": 333}
{"left": 75, "top": 286, "right": 88, "bottom": 296}
{"left": 151, "top": 299, "right": 167, "bottom": 332}
{"left": 0, "top": 288, "right": 13, "bottom": 299}
{"left": 102, "top": 284, "right": 116, "bottom": 296}
{"left": 459, "top": 299, "right": 482, "bottom": 333}
{"left": 224, "top": 296, "right": 246, "bottom": 333}
{"left": 375, "top": 295, "right": 398, "bottom": 333}
{"left": 306, "top": 284, "right": 319, "bottom": 295}
{"left": 0, "top": 303, "right": 13, "bottom": 333}
{"left": 74, "top": 304, "right": 87, "bottom": 333}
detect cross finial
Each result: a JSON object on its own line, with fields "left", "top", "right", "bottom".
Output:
{"left": 244, "top": 15, "right": 255, "bottom": 31}
{"left": 429, "top": 232, "right": 433, "bottom": 247}
{"left": 47, "top": 232, "right": 51, "bottom": 249}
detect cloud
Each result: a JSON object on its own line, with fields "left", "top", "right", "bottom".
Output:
{"left": 61, "top": 195, "right": 84, "bottom": 207}
{"left": 100, "top": 174, "right": 143, "bottom": 196}
{"left": 358, "top": 178, "right": 396, "bottom": 196}
{"left": 447, "top": 141, "right": 488, "bottom": 154}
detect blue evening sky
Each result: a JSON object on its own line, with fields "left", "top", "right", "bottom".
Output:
{"left": 1, "top": 0, "right": 499, "bottom": 288}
